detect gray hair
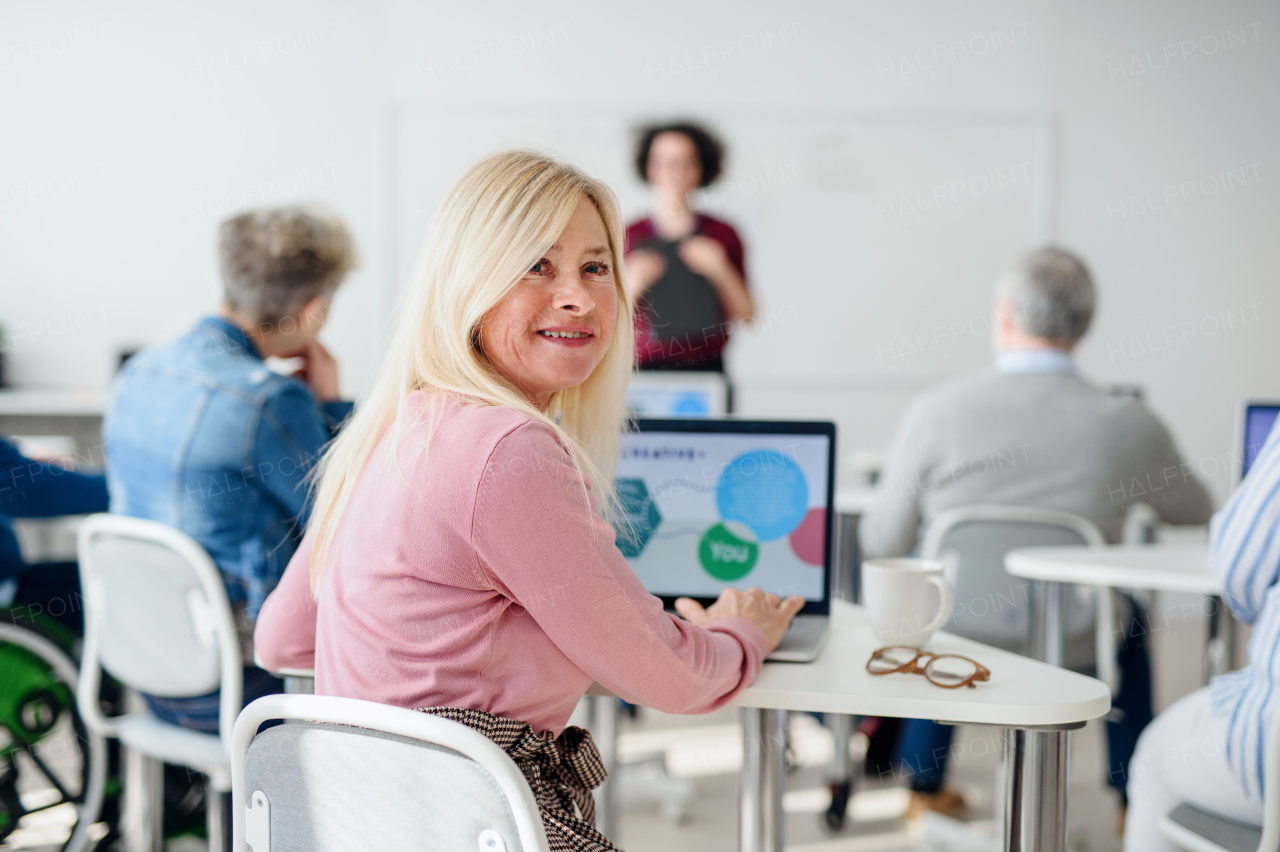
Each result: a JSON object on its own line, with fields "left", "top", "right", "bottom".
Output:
{"left": 218, "top": 204, "right": 356, "bottom": 325}
{"left": 996, "top": 247, "right": 1096, "bottom": 345}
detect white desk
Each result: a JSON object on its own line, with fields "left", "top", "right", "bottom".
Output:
{"left": 1006, "top": 544, "right": 1218, "bottom": 595}
{"left": 261, "top": 600, "right": 1109, "bottom": 852}
{"left": 732, "top": 600, "right": 1108, "bottom": 726}
{"left": 0, "top": 388, "right": 109, "bottom": 416}
{"left": 1005, "top": 544, "right": 1233, "bottom": 679}
{"left": 732, "top": 601, "right": 1108, "bottom": 852}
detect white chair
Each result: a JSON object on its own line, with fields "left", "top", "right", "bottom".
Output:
{"left": 920, "top": 504, "right": 1117, "bottom": 690}
{"left": 1158, "top": 711, "right": 1280, "bottom": 852}
{"left": 76, "top": 513, "right": 243, "bottom": 851}
{"left": 230, "top": 693, "right": 552, "bottom": 852}
{"left": 920, "top": 504, "right": 1116, "bottom": 835}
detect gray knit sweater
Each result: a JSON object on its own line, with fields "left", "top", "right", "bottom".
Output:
{"left": 860, "top": 370, "right": 1214, "bottom": 557}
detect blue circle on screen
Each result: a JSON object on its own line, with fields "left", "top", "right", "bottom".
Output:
{"left": 716, "top": 450, "right": 809, "bottom": 542}
{"left": 672, "top": 393, "right": 710, "bottom": 416}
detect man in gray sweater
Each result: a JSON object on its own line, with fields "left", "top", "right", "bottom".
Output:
{"left": 862, "top": 249, "right": 1212, "bottom": 556}
{"left": 861, "top": 247, "right": 1213, "bottom": 819}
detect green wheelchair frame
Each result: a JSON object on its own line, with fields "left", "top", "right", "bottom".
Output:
{"left": 0, "top": 607, "right": 108, "bottom": 851}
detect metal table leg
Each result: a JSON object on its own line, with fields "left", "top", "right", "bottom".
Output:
{"left": 740, "top": 707, "right": 787, "bottom": 852}
{"left": 1206, "top": 595, "right": 1235, "bottom": 680}
{"left": 824, "top": 712, "right": 855, "bottom": 829}
{"left": 833, "top": 511, "right": 861, "bottom": 604}
{"left": 283, "top": 675, "right": 314, "bottom": 694}
{"left": 1001, "top": 724, "right": 1076, "bottom": 852}
{"left": 825, "top": 510, "right": 861, "bottom": 829}
{"left": 586, "top": 695, "right": 620, "bottom": 840}
{"left": 1031, "top": 580, "right": 1067, "bottom": 667}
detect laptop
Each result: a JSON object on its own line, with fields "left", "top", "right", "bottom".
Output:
{"left": 625, "top": 371, "right": 728, "bottom": 419}
{"left": 615, "top": 418, "right": 836, "bottom": 662}
{"left": 1238, "top": 400, "right": 1280, "bottom": 481}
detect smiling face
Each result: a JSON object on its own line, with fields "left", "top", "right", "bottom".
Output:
{"left": 646, "top": 131, "right": 703, "bottom": 199}
{"left": 478, "top": 197, "right": 619, "bottom": 410}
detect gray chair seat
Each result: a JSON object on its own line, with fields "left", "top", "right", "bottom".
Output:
{"left": 1161, "top": 803, "right": 1262, "bottom": 852}
{"left": 115, "top": 713, "right": 228, "bottom": 770}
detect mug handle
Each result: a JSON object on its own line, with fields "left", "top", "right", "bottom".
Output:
{"left": 921, "top": 575, "right": 955, "bottom": 634}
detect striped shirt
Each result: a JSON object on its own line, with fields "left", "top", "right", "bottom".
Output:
{"left": 1211, "top": 417, "right": 1280, "bottom": 801}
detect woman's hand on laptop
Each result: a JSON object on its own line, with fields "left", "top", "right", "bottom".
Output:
{"left": 675, "top": 588, "right": 805, "bottom": 653}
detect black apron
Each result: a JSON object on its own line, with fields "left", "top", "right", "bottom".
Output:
{"left": 640, "top": 239, "right": 723, "bottom": 347}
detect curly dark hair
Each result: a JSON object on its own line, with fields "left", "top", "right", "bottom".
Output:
{"left": 634, "top": 122, "right": 725, "bottom": 188}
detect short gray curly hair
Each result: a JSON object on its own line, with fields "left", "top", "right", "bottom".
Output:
{"left": 218, "top": 204, "right": 356, "bottom": 325}
{"left": 997, "top": 247, "right": 1096, "bottom": 346}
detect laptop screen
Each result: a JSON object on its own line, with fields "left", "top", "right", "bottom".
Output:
{"left": 1244, "top": 404, "right": 1280, "bottom": 479}
{"left": 614, "top": 419, "right": 835, "bottom": 615}
{"left": 625, "top": 373, "right": 727, "bottom": 419}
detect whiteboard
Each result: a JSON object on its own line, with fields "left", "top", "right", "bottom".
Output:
{"left": 388, "top": 106, "right": 1053, "bottom": 383}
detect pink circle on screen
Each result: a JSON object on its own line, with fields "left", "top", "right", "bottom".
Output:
{"left": 788, "top": 508, "right": 826, "bottom": 566}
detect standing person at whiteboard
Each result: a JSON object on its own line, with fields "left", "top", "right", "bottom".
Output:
{"left": 624, "top": 122, "right": 755, "bottom": 376}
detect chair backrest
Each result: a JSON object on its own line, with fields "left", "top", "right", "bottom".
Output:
{"left": 231, "top": 694, "right": 551, "bottom": 852}
{"left": 76, "top": 513, "right": 243, "bottom": 744}
{"left": 920, "top": 504, "right": 1106, "bottom": 650}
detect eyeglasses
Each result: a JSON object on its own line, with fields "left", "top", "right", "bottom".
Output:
{"left": 866, "top": 646, "right": 991, "bottom": 689}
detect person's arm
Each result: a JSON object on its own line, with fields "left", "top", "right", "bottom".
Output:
{"left": 859, "top": 396, "right": 934, "bottom": 558}
{"left": 1128, "top": 407, "right": 1214, "bottom": 526}
{"left": 254, "top": 525, "right": 319, "bottom": 670}
{"left": 1211, "top": 421, "right": 1280, "bottom": 624}
{"left": 0, "top": 436, "right": 109, "bottom": 518}
{"left": 472, "top": 422, "right": 771, "bottom": 715}
{"left": 289, "top": 341, "right": 353, "bottom": 435}
{"left": 253, "top": 382, "right": 339, "bottom": 525}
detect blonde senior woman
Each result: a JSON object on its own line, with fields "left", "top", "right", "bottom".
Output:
{"left": 255, "top": 151, "right": 801, "bottom": 850}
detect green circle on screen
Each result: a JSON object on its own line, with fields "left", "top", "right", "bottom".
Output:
{"left": 699, "top": 523, "right": 759, "bottom": 581}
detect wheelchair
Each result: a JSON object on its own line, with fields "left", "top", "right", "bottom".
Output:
{"left": 0, "top": 607, "right": 107, "bottom": 851}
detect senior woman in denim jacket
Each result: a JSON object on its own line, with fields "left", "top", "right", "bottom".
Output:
{"left": 104, "top": 204, "right": 356, "bottom": 730}
{"left": 256, "top": 151, "right": 801, "bottom": 850}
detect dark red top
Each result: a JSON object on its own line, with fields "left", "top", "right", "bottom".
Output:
{"left": 624, "top": 214, "right": 748, "bottom": 369}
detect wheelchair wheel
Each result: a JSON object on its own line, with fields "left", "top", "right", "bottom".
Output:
{"left": 0, "top": 624, "right": 107, "bottom": 851}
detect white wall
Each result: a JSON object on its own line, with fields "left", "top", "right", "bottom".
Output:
{"left": 0, "top": 0, "right": 392, "bottom": 394}
{"left": 1052, "top": 1, "right": 1280, "bottom": 502}
{"left": 2, "top": 0, "right": 1276, "bottom": 501}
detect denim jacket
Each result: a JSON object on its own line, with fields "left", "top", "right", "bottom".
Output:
{"left": 104, "top": 317, "right": 352, "bottom": 616}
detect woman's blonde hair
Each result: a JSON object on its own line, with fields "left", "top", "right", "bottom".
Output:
{"left": 307, "top": 150, "right": 634, "bottom": 592}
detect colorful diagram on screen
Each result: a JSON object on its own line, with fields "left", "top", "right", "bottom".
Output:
{"left": 614, "top": 434, "right": 829, "bottom": 601}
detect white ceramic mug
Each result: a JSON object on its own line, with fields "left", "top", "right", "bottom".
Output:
{"left": 862, "top": 558, "right": 955, "bottom": 648}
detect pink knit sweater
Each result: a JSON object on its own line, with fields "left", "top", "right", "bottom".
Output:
{"left": 254, "top": 392, "right": 767, "bottom": 734}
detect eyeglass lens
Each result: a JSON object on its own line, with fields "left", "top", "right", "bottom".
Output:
{"left": 868, "top": 646, "right": 920, "bottom": 672}
{"left": 923, "top": 654, "right": 980, "bottom": 686}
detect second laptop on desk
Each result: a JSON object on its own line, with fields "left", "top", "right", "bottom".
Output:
{"left": 615, "top": 418, "right": 836, "bottom": 662}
